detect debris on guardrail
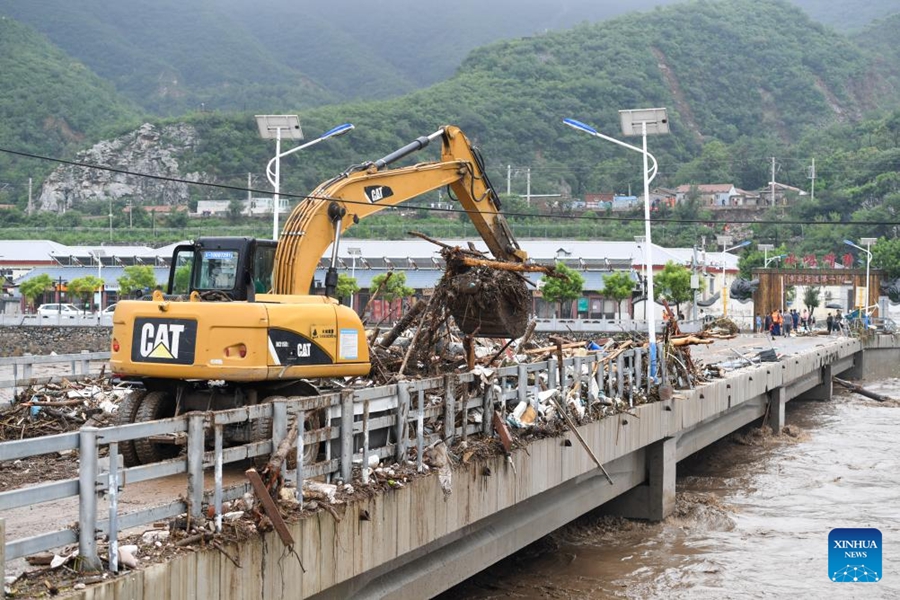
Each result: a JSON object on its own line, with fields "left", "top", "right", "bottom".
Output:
{"left": 0, "top": 376, "right": 135, "bottom": 441}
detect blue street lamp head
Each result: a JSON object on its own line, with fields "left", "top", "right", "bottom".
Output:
{"left": 736, "top": 240, "right": 751, "bottom": 249}
{"left": 843, "top": 239, "right": 854, "bottom": 247}
{"left": 563, "top": 118, "right": 599, "bottom": 136}
{"left": 322, "top": 123, "right": 354, "bottom": 139}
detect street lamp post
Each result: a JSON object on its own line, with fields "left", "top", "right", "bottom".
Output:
{"left": 256, "top": 117, "right": 354, "bottom": 241}
{"left": 633, "top": 235, "right": 647, "bottom": 320}
{"left": 764, "top": 254, "right": 786, "bottom": 268}
{"left": 844, "top": 238, "right": 877, "bottom": 314}
{"left": 758, "top": 244, "right": 774, "bottom": 269}
{"left": 716, "top": 236, "right": 750, "bottom": 317}
{"left": 93, "top": 249, "right": 105, "bottom": 313}
{"left": 564, "top": 109, "right": 669, "bottom": 387}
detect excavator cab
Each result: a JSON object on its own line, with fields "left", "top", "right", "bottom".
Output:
{"left": 167, "top": 237, "right": 277, "bottom": 301}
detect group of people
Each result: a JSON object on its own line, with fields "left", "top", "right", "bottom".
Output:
{"left": 755, "top": 308, "right": 815, "bottom": 336}
{"left": 825, "top": 309, "right": 845, "bottom": 335}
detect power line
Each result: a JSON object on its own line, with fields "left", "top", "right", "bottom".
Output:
{"left": 2, "top": 145, "right": 900, "bottom": 227}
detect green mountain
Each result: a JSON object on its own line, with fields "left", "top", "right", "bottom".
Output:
{"left": 2, "top": 0, "right": 899, "bottom": 213}
{"left": 184, "top": 0, "right": 897, "bottom": 197}
{"left": 0, "top": 16, "right": 139, "bottom": 203}
{"left": 0, "top": 0, "right": 338, "bottom": 116}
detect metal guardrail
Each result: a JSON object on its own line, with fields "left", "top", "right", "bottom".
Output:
{"left": 0, "top": 352, "right": 111, "bottom": 399}
{"left": 0, "top": 348, "right": 643, "bottom": 573}
{"left": 0, "top": 314, "right": 113, "bottom": 327}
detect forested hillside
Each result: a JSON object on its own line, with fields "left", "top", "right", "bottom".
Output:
{"left": 3, "top": 0, "right": 895, "bottom": 117}
{"left": 1, "top": 0, "right": 899, "bottom": 227}
{"left": 173, "top": 0, "right": 897, "bottom": 198}
{"left": 0, "top": 17, "right": 139, "bottom": 205}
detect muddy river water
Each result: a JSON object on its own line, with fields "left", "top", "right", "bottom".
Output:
{"left": 444, "top": 379, "right": 900, "bottom": 599}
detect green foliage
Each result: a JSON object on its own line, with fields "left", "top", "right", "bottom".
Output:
{"left": 173, "top": 265, "right": 192, "bottom": 294}
{"left": 600, "top": 271, "right": 634, "bottom": 318}
{"left": 335, "top": 274, "right": 360, "bottom": 301}
{"left": 541, "top": 263, "right": 585, "bottom": 317}
{"left": 654, "top": 261, "right": 693, "bottom": 311}
{"left": 68, "top": 275, "right": 104, "bottom": 310}
{"left": 118, "top": 266, "right": 159, "bottom": 297}
{"left": 872, "top": 238, "right": 900, "bottom": 280}
{"left": 370, "top": 272, "right": 414, "bottom": 302}
{"left": 19, "top": 274, "right": 55, "bottom": 308}
{"left": 803, "top": 286, "right": 822, "bottom": 313}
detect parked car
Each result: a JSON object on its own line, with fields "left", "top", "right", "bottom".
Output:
{"left": 101, "top": 303, "right": 117, "bottom": 315}
{"left": 36, "top": 303, "right": 81, "bottom": 317}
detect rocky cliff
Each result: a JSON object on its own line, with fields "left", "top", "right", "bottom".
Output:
{"left": 38, "top": 123, "right": 208, "bottom": 212}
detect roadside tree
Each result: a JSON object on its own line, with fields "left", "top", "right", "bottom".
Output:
{"left": 541, "top": 262, "right": 584, "bottom": 318}
{"left": 118, "top": 265, "right": 159, "bottom": 298}
{"left": 600, "top": 270, "right": 634, "bottom": 319}
{"left": 19, "top": 274, "right": 55, "bottom": 310}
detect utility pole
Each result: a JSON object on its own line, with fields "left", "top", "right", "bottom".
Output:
{"left": 808, "top": 158, "right": 816, "bottom": 202}
{"left": 506, "top": 165, "right": 511, "bottom": 196}
{"left": 770, "top": 157, "right": 776, "bottom": 206}
{"left": 247, "top": 173, "right": 253, "bottom": 205}
{"left": 27, "top": 178, "right": 33, "bottom": 216}
{"left": 692, "top": 245, "right": 699, "bottom": 320}
{"left": 525, "top": 167, "right": 531, "bottom": 206}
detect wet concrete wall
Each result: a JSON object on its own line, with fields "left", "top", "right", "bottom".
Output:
{"left": 859, "top": 336, "right": 900, "bottom": 380}
{"left": 0, "top": 326, "right": 111, "bottom": 356}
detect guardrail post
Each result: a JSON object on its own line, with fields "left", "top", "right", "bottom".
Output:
{"left": 1, "top": 517, "right": 6, "bottom": 599}
{"left": 273, "top": 399, "right": 288, "bottom": 454}
{"left": 186, "top": 413, "right": 205, "bottom": 520}
{"left": 517, "top": 364, "right": 528, "bottom": 407}
{"left": 340, "top": 390, "right": 354, "bottom": 483}
{"left": 444, "top": 375, "right": 456, "bottom": 443}
{"left": 361, "top": 402, "right": 370, "bottom": 485}
{"left": 482, "top": 382, "right": 493, "bottom": 436}
{"left": 574, "top": 356, "right": 584, "bottom": 392}
{"left": 294, "top": 409, "right": 305, "bottom": 506}
{"left": 548, "top": 357, "right": 558, "bottom": 389}
{"left": 633, "top": 348, "right": 643, "bottom": 391}
{"left": 616, "top": 354, "right": 625, "bottom": 399}
{"left": 214, "top": 423, "right": 224, "bottom": 533}
{"left": 396, "top": 385, "right": 410, "bottom": 462}
{"left": 78, "top": 426, "right": 101, "bottom": 571}
{"left": 107, "top": 442, "right": 119, "bottom": 573}
{"left": 416, "top": 390, "right": 425, "bottom": 473}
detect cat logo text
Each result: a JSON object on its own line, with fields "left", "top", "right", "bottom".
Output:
{"left": 131, "top": 318, "right": 197, "bottom": 365}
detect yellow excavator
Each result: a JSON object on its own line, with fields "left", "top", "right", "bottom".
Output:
{"left": 109, "top": 125, "right": 531, "bottom": 465}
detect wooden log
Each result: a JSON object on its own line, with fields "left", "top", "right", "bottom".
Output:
{"left": 246, "top": 468, "right": 295, "bottom": 548}
{"left": 377, "top": 299, "right": 426, "bottom": 349}
{"left": 834, "top": 377, "right": 894, "bottom": 402}
{"left": 670, "top": 336, "right": 715, "bottom": 347}
{"left": 360, "top": 271, "right": 393, "bottom": 325}
{"left": 523, "top": 341, "right": 585, "bottom": 355}
{"left": 264, "top": 421, "right": 300, "bottom": 484}
{"left": 454, "top": 255, "right": 561, "bottom": 277}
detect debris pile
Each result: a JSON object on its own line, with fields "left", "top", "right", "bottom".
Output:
{"left": 0, "top": 375, "right": 133, "bottom": 441}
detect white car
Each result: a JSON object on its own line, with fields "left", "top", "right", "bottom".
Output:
{"left": 36, "top": 303, "right": 81, "bottom": 317}
{"left": 101, "top": 303, "right": 117, "bottom": 315}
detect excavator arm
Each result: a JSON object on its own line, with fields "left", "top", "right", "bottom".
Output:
{"left": 274, "top": 126, "right": 527, "bottom": 295}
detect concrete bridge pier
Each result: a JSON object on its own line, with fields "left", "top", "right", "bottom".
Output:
{"left": 601, "top": 437, "right": 675, "bottom": 521}
{"left": 766, "top": 387, "right": 786, "bottom": 433}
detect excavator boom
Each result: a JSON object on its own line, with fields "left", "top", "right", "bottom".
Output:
{"left": 274, "top": 126, "right": 527, "bottom": 295}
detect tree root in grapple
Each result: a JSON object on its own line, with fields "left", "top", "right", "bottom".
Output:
{"left": 442, "top": 260, "right": 530, "bottom": 339}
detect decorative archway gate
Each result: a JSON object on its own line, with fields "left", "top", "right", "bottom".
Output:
{"left": 751, "top": 268, "right": 882, "bottom": 317}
